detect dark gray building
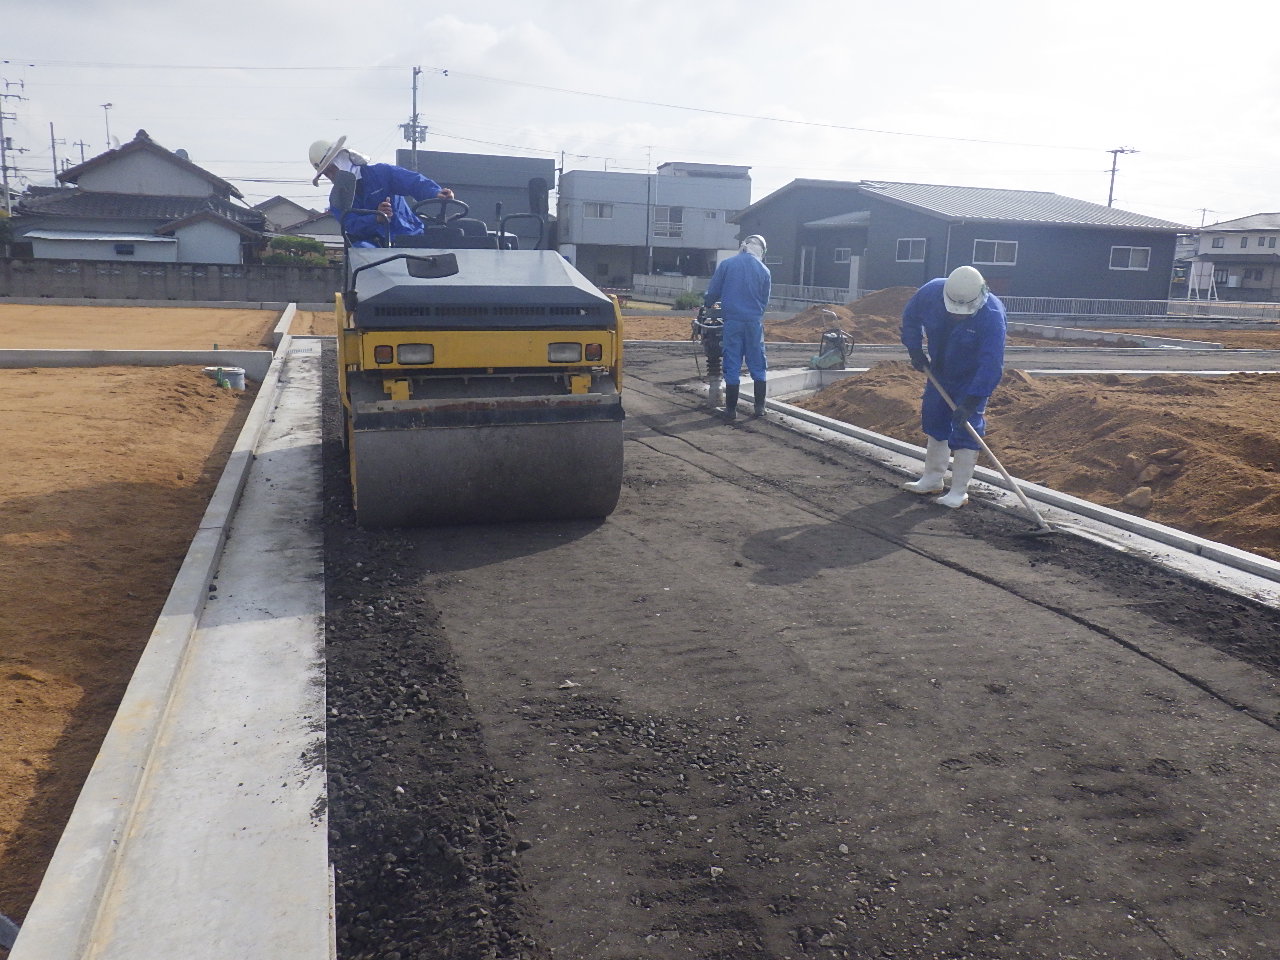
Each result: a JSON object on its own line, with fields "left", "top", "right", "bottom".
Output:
{"left": 735, "top": 179, "right": 1189, "bottom": 300}
{"left": 396, "top": 149, "right": 555, "bottom": 248}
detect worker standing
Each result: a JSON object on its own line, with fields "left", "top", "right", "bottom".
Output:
{"left": 309, "top": 136, "right": 454, "bottom": 247}
{"left": 703, "top": 234, "right": 772, "bottom": 421}
{"left": 899, "top": 265, "right": 1007, "bottom": 508}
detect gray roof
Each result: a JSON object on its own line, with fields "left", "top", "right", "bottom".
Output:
{"left": 860, "top": 181, "right": 1189, "bottom": 230}
{"left": 1200, "top": 212, "right": 1280, "bottom": 232}
{"left": 16, "top": 189, "right": 265, "bottom": 229}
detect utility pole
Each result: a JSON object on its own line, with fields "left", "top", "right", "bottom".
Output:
{"left": 0, "top": 79, "right": 28, "bottom": 215}
{"left": 101, "top": 102, "right": 113, "bottom": 149}
{"left": 73, "top": 139, "right": 89, "bottom": 163}
{"left": 1106, "top": 147, "right": 1137, "bottom": 207}
{"left": 399, "top": 66, "right": 426, "bottom": 171}
{"left": 1197, "top": 208, "right": 1215, "bottom": 229}
{"left": 49, "top": 122, "right": 65, "bottom": 182}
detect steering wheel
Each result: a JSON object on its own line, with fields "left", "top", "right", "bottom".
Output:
{"left": 411, "top": 196, "right": 470, "bottom": 226}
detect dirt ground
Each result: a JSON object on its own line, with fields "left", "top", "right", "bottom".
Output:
{"left": 3, "top": 299, "right": 1280, "bottom": 954}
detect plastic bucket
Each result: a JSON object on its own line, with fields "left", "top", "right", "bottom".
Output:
{"left": 203, "top": 366, "right": 247, "bottom": 390}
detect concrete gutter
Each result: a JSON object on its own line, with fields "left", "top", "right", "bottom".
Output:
{"left": 0, "top": 349, "right": 274, "bottom": 381}
{"left": 9, "top": 337, "right": 330, "bottom": 960}
{"left": 1007, "top": 321, "right": 1223, "bottom": 349}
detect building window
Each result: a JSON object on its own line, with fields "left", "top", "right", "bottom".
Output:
{"left": 1245, "top": 268, "right": 1265, "bottom": 281}
{"left": 584, "top": 202, "right": 613, "bottom": 219}
{"left": 1211, "top": 237, "right": 1225, "bottom": 248}
{"left": 1109, "top": 246, "right": 1151, "bottom": 271}
{"left": 973, "top": 239, "right": 1017, "bottom": 265}
{"left": 896, "top": 238, "right": 925, "bottom": 262}
{"left": 1270, "top": 237, "right": 1278, "bottom": 248}
{"left": 1241, "top": 237, "right": 1249, "bottom": 249}
{"left": 704, "top": 210, "right": 718, "bottom": 220}
{"left": 653, "top": 206, "right": 683, "bottom": 239}
{"left": 114, "top": 243, "right": 136, "bottom": 256}
{"left": 1213, "top": 267, "right": 1229, "bottom": 283}
{"left": 834, "top": 247, "right": 851, "bottom": 263}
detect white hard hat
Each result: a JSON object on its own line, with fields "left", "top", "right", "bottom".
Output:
{"left": 943, "top": 265, "right": 989, "bottom": 315}
{"left": 309, "top": 136, "right": 347, "bottom": 186}
{"left": 742, "top": 234, "right": 767, "bottom": 258}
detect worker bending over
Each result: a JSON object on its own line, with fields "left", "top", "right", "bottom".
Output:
{"left": 899, "top": 265, "right": 1007, "bottom": 508}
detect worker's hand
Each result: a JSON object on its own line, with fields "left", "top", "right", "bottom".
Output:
{"left": 907, "top": 347, "right": 929, "bottom": 372}
{"left": 376, "top": 198, "right": 393, "bottom": 223}
{"left": 437, "top": 187, "right": 455, "bottom": 200}
{"left": 951, "top": 397, "right": 978, "bottom": 427}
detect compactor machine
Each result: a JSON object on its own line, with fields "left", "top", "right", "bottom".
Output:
{"left": 330, "top": 181, "right": 625, "bottom": 528}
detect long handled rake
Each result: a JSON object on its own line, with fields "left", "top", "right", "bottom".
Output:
{"left": 924, "top": 369, "right": 1057, "bottom": 536}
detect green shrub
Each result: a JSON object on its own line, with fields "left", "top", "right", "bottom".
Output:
{"left": 674, "top": 291, "right": 704, "bottom": 310}
{"left": 264, "top": 235, "right": 328, "bottom": 265}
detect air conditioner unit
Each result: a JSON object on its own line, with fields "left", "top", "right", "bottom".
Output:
{"left": 1227, "top": 275, "right": 1242, "bottom": 287}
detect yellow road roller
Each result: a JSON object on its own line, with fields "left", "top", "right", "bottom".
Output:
{"left": 332, "top": 196, "right": 625, "bottom": 528}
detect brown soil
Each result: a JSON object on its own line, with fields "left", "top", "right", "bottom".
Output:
{"left": 0, "top": 305, "right": 258, "bottom": 922}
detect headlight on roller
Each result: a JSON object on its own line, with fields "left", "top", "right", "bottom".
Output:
{"left": 373, "top": 344, "right": 394, "bottom": 364}
{"left": 396, "top": 343, "right": 435, "bottom": 364}
{"left": 585, "top": 343, "right": 603, "bottom": 362}
{"left": 548, "top": 342, "right": 582, "bottom": 363}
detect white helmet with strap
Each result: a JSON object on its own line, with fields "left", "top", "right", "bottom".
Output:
{"left": 943, "top": 265, "right": 989, "bottom": 315}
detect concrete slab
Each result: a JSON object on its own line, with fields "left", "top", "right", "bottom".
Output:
{"left": 0, "top": 349, "right": 274, "bottom": 381}
{"left": 9, "top": 339, "right": 329, "bottom": 960}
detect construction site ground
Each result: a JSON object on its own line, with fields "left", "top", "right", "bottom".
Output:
{"left": 3, "top": 300, "right": 1280, "bottom": 959}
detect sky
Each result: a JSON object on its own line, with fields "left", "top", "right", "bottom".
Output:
{"left": 5, "top": 0, "right": 1279, "bottom": 230}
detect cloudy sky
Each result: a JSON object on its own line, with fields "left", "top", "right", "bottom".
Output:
{"left": 6, "top": 0, "right": 1279, "bottom": 229}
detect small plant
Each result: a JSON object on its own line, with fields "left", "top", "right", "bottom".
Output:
{"left": 674, "top": 291, "right": 704, "bottom": 310}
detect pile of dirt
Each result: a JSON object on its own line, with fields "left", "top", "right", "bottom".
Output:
{"left": 794, "top": 362, "right": 1280, "bottom": 561}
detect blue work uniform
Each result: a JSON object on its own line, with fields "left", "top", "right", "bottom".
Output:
{"left": 703, "top": 250, "right": 772, "bottom": 385}
{"left": 900, "top": 277, "right": 1007, "bottom": 451}
{"left": 334, "top": 163, "right": 447, "bottom": 247}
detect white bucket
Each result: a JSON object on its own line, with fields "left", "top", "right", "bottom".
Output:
{"left": 203, "top": 365, "right": 247, "bottom": 390}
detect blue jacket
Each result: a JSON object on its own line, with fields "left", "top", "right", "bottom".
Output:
{"left": 333, "top": 163, "right": 446, "bottom": 246}
{"left": 703, "top": 250, "right": 771, "bottom": 322}
{"left": 900, "top": 277, "right": 1007, "bottom": 400}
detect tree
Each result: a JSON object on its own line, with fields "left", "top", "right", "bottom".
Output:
{"left": 261, "top": 235, "right": 329, "bottom": 266}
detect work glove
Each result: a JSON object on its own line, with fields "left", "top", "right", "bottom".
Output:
{"left": 907, "top": 347, "right": 929, "bottom": 372}
{"left": 951, "top": 397, "right": 979, "bottom": 427}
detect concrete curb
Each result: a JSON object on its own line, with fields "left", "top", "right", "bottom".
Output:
{"left": 7, "top": 336, "right": 308, "bottom": 960}
{"left": 0, "top": 348, "right": 274, "bottom": 381}
{"left": 757, "top": 368, "right": 1280, "bottom": 591}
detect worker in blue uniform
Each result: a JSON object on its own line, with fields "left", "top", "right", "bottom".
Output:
{"left": 309, "top": 136, "right": 453, "bottom": 247}
{"left": 703, "top": 234, "right": 772, "bottom": 421}
{"left": 899, "top": 265, "right": 1007, "bottom": 508}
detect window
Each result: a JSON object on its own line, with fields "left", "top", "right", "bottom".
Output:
{"left": 1211, "top": 237, "right": 1225, "bottom": 248}
{"left": 1213, "top": 267, "right": 1229, "bottom": 283}
{"left": 1246, "top": 268, "right": 1265, "bottom": 281}
{"left": 973, "top": 239, "right": 1017, "bottom": 265}
{"left": 114, "top": 243, "right": 136, "bottom": 256}
{"left": 1271, "top": 237, "right": 1278, "bottom": 248}
{"left": 584, "top": 202, "right": 613, "bottom": 219}
{"left": 896, "top": 238, "right": 925, "bottom": 262}
{"left": 1109, "top": 246, "right": 1151, "bottom": 271}
{"left": 704, "top": 210, "right": 718, "bottom": 220}
{"left": 653, "top": 206, "right": 683, "bottom": 239}
{"left": 834, "top": 247, "right": 851, "bottom": 263}
{"left": 1240, "top": 237, "right": 1249, "bottom": 249}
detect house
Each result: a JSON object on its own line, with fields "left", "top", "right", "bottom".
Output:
{"left": 1188, "top": 213, "right": 1280, "bottom": 301}
{"left": 396, "top": 149, "right": 556, "bottom": 249}
{"left": 13, "top": 129, "right": 267, "bottom": 264}
{"left": 557, "top": 162, "right": 751, "bottom": 287}
{"left": 254, "top": 195, "right": 318, "bottom": 232}
{"left": 734, "top": 179, "right": 1189, "bottom": 300}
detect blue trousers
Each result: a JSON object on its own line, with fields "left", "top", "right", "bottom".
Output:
{"left": 721, "top": 315, "right": 767, "bottom": 385}
{"left": 921, "top": 381, "right": 986, "bottom": 451}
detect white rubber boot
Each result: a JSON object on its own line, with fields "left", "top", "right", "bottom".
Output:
{"left": 901, "top": 437, "right": 950, "bottom": 494}
{"left": 935, "top": 447, "right": 979, "bottom": 508}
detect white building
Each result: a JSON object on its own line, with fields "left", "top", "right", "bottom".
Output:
{"left": 557, "top": 162, "right": 751, "bottom": 287}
